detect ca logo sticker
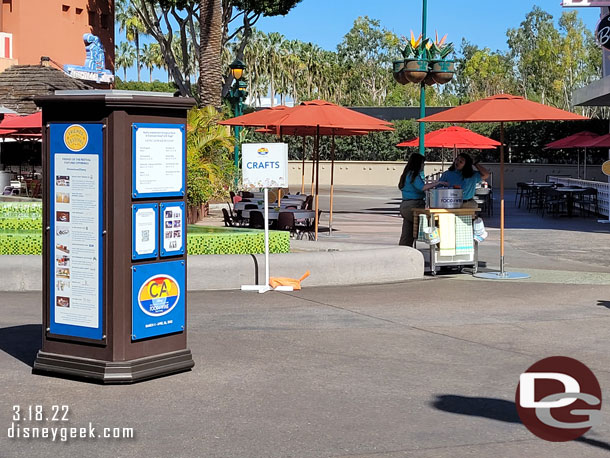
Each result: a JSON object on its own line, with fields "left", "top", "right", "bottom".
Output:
{"left": 137, "top": 275, "right": 180, "bottom": 317}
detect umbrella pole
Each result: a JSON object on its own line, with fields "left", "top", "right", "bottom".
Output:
{"left": 301, "top": 136, "right": 306, "bottom": 194}
{"left": 314, "top": 125, "right": 320, "bottom": 241}
{"left": 310, "top": 138, "right": 315, "bottom": 196}
{"left": 584, "top": 147, "right": 587, "bottom": 180}
{"left": 577, "top": 150, "right": 580, "bottom": 179}
{"left": 500, "top": 123, "right": 505, "bottom": 275}
{"left": 329, "top": 134, "right": 335, "bottom": 235}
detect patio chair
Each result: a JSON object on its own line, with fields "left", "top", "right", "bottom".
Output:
{"left": 474, "top": 187, "right": 492, "bottom": 217}
{"left": 301, "top": 195, "right": 313, "bottom": 210}
{"left": 575, "top": 187, "right": 599, "bottom": 217}
{"left": 248, "top": 210, "right": 265, "bottom": 229}
{"left": 515, "top": 182, "right": 527, "bottom": 207}
{"left": 541, "top": 188, "right": 565, "bottom": 218}
{"left": 296, "top": 209, "right": 322, "bottom": 241}
{"left": 527, "top": 186, "right": 546, "bottom": 213}
{"left": 276, "top": 211, "right": 297, "bottom": 237}
{"left": 221, "top": 208, "right": 234, "bottom": 227}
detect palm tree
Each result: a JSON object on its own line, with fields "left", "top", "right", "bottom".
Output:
{"left": 140, "top": 43, "right": 156, "bottom": 83}
{"left": 115, "top": 42, "right": 135, "bottom": 81}
{"left": 116, "top": 0, "right": 148, "bottom": 82}
{"left": 198, "top": 0, "right": 222, "bottom": 107}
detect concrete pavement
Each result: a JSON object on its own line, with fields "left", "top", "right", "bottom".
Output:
{"left": 1, "top": 185, "right": 609, "bottom": 457}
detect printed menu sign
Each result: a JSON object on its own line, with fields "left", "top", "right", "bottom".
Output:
{"left": 132, "top": 124, "right": 185, "bottom": 198}
{"left": 49, "top": 124, "right": 103, "bottom": 340}
{"left": 161, "top": 202, "right": 184, "bottom": 257}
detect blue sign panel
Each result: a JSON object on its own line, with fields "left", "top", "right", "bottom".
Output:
{"left": 49, "top": 124, "right": 104, "bottom": 340}
{"left": 160, "top": 201, "right": 185, "bottom": 257}
{"left": 132, "top": 203, "right": 159, "bottom": 260}
{"left": 132, "top": 260, "right": 185, "bottom": 340}
{"left": 132, "top": 123, "right": 185, "bottom": 199}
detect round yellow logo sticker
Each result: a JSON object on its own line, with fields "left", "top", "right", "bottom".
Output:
{"left": 63, "top": 125, "right": 88, "bottom": 152}
{"left": 602, "top": 160, "right": 610, "bottom": 177}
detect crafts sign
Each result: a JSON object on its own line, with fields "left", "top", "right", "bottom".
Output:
{"left": 596, "top": 14, "right": 610, "bottom": 51}
{"left": 242, "top": 143, "right": 288, "bottom": 189}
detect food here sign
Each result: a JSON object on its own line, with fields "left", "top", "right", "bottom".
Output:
{"left": 562, "top": 0, "right": 610, "bottom": 6}
{"left": 242, "top": 143, "right": 288, "bottom": 189}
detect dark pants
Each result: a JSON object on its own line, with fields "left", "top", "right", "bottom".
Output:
{"left": 399, "top": 199, "right": 423, "bottom": 246}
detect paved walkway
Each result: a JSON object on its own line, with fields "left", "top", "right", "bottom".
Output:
{"left": 1, "top": 185, "right": 609, "bottom": 457}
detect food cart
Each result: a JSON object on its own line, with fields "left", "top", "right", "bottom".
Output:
{"left": 413, "top": 188, "right": 479, "bottom": 275}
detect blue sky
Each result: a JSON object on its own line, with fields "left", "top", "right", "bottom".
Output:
{"left": 121, "top": 0, "right": 603, "bottom": 82}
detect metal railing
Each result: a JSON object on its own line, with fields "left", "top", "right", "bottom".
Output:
{"left": 547, "top": 176, "right": 609, "bottom": 217}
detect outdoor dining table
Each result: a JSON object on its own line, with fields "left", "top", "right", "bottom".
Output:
{"left": 556, "top": 187, "right": 587, "bottom": 217}
{"left": 234, "top": 200, "right": 304, "bottom": 211}
{"left": 241, "top": 208, "right": 315, "bottom": 221}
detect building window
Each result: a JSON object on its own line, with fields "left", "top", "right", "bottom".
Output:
{"left": 101, "top": 13, "right": 109, "bottom": 29}
{"left": 76, "top": 8, "right": 83, "bottom": 15}
{"left": 62, "top": 5, "right": 70, "bottom": 12}
{"left": 88, "top": 11, "right": 96, "bottom": 26}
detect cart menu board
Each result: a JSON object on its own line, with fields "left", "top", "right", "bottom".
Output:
{"left": 132, "top": 123, "right": 185, "bottom": 198}
{"left": 49, "top": 124, "right": 104, "bottom": 340}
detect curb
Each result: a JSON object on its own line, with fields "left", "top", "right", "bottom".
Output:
{"left": 0, "top": 243, "right": 423, "bottom": 292}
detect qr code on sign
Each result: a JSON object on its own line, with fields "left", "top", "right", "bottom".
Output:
{"left": 142, "top": 230, "right": 149, "bottom": 242}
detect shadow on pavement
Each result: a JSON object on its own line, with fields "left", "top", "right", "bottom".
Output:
{"left": 0, "top": 324, "right": 41, "bottom": 367}
{"left": 597, "top": 300, "right": 610, "bottom": 309}
{"left": 431, "top": 394, "right": 610, "bottom": 451}
{"left": 432, "top": 394, "right": 520, "bottom": 423}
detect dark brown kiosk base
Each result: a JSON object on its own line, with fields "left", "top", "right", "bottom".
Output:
{"left": 35, "top": 90, "right": 195, "bottom": 384}
{"left": 34, "top": 349, "right": 194, "bottom": 384}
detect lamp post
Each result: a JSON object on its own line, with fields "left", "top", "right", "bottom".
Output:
{"left": 392, "top": 0, "right": 454, "bottom": 156}
{"left": 228, "top": 58, "right": 248, "bottom": 187}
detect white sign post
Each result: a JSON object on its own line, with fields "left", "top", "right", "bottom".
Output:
{"left": 240, "top": 143, "right": 291, "bottom": 293}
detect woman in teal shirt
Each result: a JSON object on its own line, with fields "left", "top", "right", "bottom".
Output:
{"left": 440, "top": 153, "right": 490, "bottom": 207}
{"left": 398, "top": 153, "right": 447, "bottom": 246}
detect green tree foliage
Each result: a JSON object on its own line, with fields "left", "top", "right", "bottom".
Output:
{"left": 131, "top": 0, "right": 301, "bottom": 103}
{"left": 186, "top": 106, "right": 237, "bottom": 207}
{"left": 116, "top": 0, "right": 148, "bottom": 82}
{"left": 115, "top": 42, "right": 136, "bottom": 81}
{"left": 114, "top": 77, "right": 177, "bottom": 92}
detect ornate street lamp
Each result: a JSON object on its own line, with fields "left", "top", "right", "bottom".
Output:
{"left": 228, "top": 59, "right": 248, "bottom": 186}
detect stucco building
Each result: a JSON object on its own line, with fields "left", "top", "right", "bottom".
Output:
{"left": 0, "top": 0, "right": 113, "bottom": 73}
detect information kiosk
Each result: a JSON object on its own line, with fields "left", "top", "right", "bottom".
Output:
{"left": 33, "top": 90, "right": 195, "bottom": 383}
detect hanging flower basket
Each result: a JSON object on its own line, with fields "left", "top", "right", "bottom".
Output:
{"left": 404, "top": 59, "right": 428, "bottom": 83}
{"left": 423, "top": 73, "right": 437, "bottom": 86}
{"left": 392, "top": 60, "right": 409, "bottom": 85}
{"left": 430, "top": 60, "right": 455, "bottom": 84}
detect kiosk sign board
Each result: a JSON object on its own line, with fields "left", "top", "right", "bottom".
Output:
{"left": 49, "top": 124, "right": 104, "bottom": 340}
{"left": 242, "top": 143, "right": 288, "bottom": 188}
{"left": 132, "top": 260, "right": 185, "bottom": 340}
{"left": 132, "top": 123, "right": 185, "bottom": 198}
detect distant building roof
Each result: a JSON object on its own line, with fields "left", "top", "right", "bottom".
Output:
{"left": 0, "top": 65, "right": 92, "bottom": 114}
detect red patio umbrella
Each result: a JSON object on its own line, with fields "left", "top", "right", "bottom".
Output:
{"left": 581, "top": 132, "right": 610, "bottom": 148}
{"left": 0, "top": 111, "right": 42, "bottom": 130}
{"left": 264, "top": 100, "right": 394, "bottom": 239}
{"left": 398, "top": 126, "right": 500, "bottom": 172}
{"left": 218, "top": 105, "right": 291, "bottom": 127}
{"left": 420, "top": 94, "right": 588, "bottom": 280}
{"left": 397, "top": 126, "right": 500, "bottom": 149}
{"left": 544, "top": 131, "right": 599, "bottom": 179}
